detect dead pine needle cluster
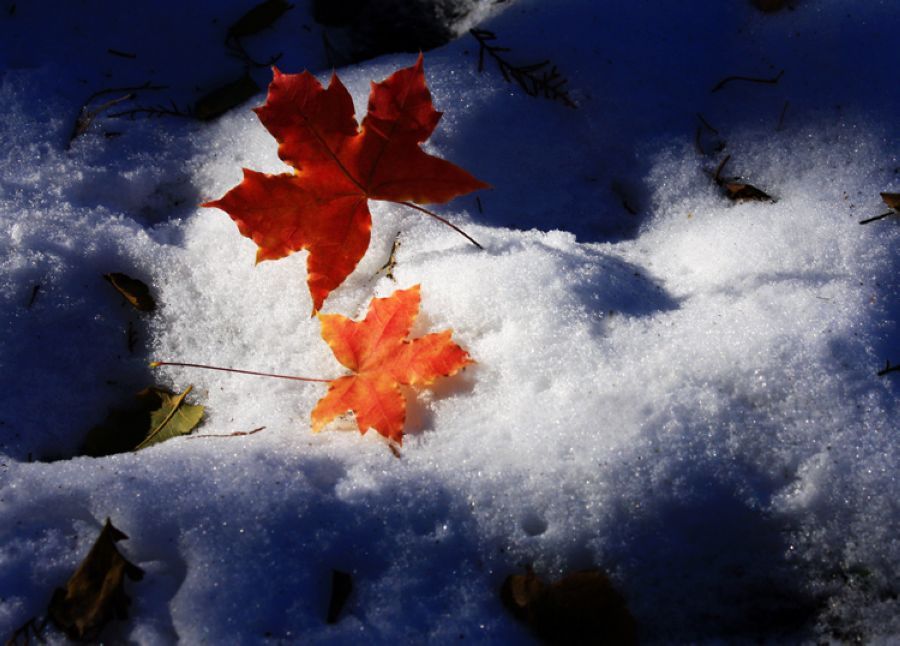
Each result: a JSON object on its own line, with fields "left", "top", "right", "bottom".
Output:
{"left": 469, "top": 28, "right": 576, "bottom": 108}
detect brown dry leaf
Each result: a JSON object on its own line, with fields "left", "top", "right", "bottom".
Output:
{"left": 48, "top": 519, "right": 144, "bottom": 641}
{"left": 500, "top": 568, "right": 637, "bottom": 645}
{"left": 881, "top": 192, "right": 900, "bottom": 211}
{"left": 722, "top": 181, "right": 774, "bottom": 202}
{"left": 103, "top": 272, "right": 156, "bottom": 312}
{"left": 713, "top": 155, "right": 774, "bottom": 202}
{"left": 194, "top": 75, "right": 260, "bottom": 121}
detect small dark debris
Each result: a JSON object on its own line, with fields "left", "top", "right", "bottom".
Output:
{"left": 326, "top": 570, "right": 353, "bottom": 624}
{"left": 194, "top": 75, "right": 260, "bottom": 121}
{"left": 228, "top": 0, "right": 293, "bottom": 38}
{"left": 388, "top": 441, "right": 402, "bottom": 459}
{"left": 501, "top": 568, "right": 637, "bottom": 645}
{"left": 127, "top": 321, "right": 138, "bottom": 354}
{"left": 776, "top": 100, "right": 790, "bottom": 131}
{"left": 694, "top": 113, "right": 726, "bottom": 156}
{"left": 26, "top": 284, "right": 41, "bottom": 308}
{"left": 5, "top": 616, "right": 48, "bottom": 645}
{"left": 711, "top": 69, "right": 784, "bottom": 93}
{"left": 877, "top": 360, "right": 900, "bottom": 377}
{"left": 107, "top": 48, "right": 136, "bottom": 59}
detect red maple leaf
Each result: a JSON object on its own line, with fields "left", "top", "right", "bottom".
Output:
{"left": 204, "top": 55, "right": 488, "bottom": 312}
{"left": 312, "top": 285, "right": 473, "bottom": 443}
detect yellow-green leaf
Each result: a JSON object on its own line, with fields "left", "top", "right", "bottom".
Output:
{"left": 136, "top": 386, "right": 204, "bottom": 450}
{"left": 82, "top": 386, "right": 204, "bottom": 456}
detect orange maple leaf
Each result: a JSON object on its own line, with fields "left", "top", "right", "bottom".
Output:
{"left": 204, "top": 55, "right": 488, "bottom": 312}
{"left": 312, "top": 285, "right": 473, "bottom": 443}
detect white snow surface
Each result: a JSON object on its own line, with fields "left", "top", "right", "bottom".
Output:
{"left": 1, "top": 0, "right": 899, "bottom": 643}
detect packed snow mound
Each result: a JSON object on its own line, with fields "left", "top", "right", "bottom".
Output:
{"left": 1, "top": 0, "right": 899, "bottom": 643}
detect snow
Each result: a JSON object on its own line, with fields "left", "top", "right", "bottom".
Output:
{"left": 1, "top": 0, "right": 899, "bottom": 643}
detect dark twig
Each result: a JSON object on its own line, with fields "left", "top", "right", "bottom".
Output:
{"left": 711, "top": 69, "right": 784, "bottom": 93}
{"left": 776, "top": 100, "right": 790, "bottom": 131}
{"left": 696, "top": 113, "right": 719, "bottom": 135}
{"left": 376, "top": 234, "right": 401, "bottom": 281}
{"left": 695, "top": 113, "right": 724, "bottom": 156}
{"left": 398, "top": 201, "right": 483, "bottom": 249}
{"left": 711, "top": 154, "right": 774, "bottom": 202}
{"left": 68, "top": 82, "right": 168, "bottom": 145}
{"left": 713, "top": 155, "right": 732, "bottom": 184}
{"left": 860, "top": 193, "right": 899, "bottom": 224}
{"left": 126, "top": 321, "right": 137, "bottom": 354}
{"left": 107, "top": 48, "right": 137, "bottom": 59}
{"left": 694, "top": 126, "right": 705, "bottom": 155}
{"left": 68, "top": 82, "right": 166, "bottom": 147}
{"left": 68, "top": 93, "right": 135, "bottom": 146}
{"left": 108, "top": 102, "right": 195, "bottom": 120}
{"left": 469, "top": 28, "right": 576, "bottom": 108}
{"left": 859, "top": 211, "right": 895, "bottom": 225}
{"left": 83, "top": 82, "right": 167, "bottom": 105}
{"left": 877, "top": 360, "right": 900, "bottom": 377}
{"left": 26, "top": 284, "right": 41, "bottom": 308}
{"left": 5, "top": 615, "right": 48, "bottom": 645}
{"left": 321, "top": 30, "right": 347, "bottom": 69}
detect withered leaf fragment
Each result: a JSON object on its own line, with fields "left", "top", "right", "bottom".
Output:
{"left": 881, "top": 192, "right": 900, "bottom": 211}
{"left": 103, "top": 273, "right": 155, "bottom": 312}
{"left": 501, "top": 568, "right": 637, "bottom": 645}
{"left": 228, "top": 0, "right": 293, "bottom": 38}
{"left": 326, "top": 570, "right": 353, "bottom": 624}
{"left": 721, "top": 181, "right": 774, "bottom": 202}
{"left": 48, "top": 519, "right": 144, "bottom": 642}
{"left": 194, "top": 75, "right": 260, "bottom": 121}
{"left": 82, "top": 386, "right": 204, "bottom": 456}
{"left": 713, "top": 155, "right": 774, "bottom": 202}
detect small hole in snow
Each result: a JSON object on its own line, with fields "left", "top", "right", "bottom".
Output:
{"left": 521, "top": 512, "right": 548, "bottom": 536}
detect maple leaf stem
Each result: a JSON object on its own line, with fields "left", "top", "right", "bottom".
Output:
{"left": 150, "top": 361, "right": 332, "bottom": 383}
{"left": 398, "top": 201, "right": 483, "bottom": 249}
